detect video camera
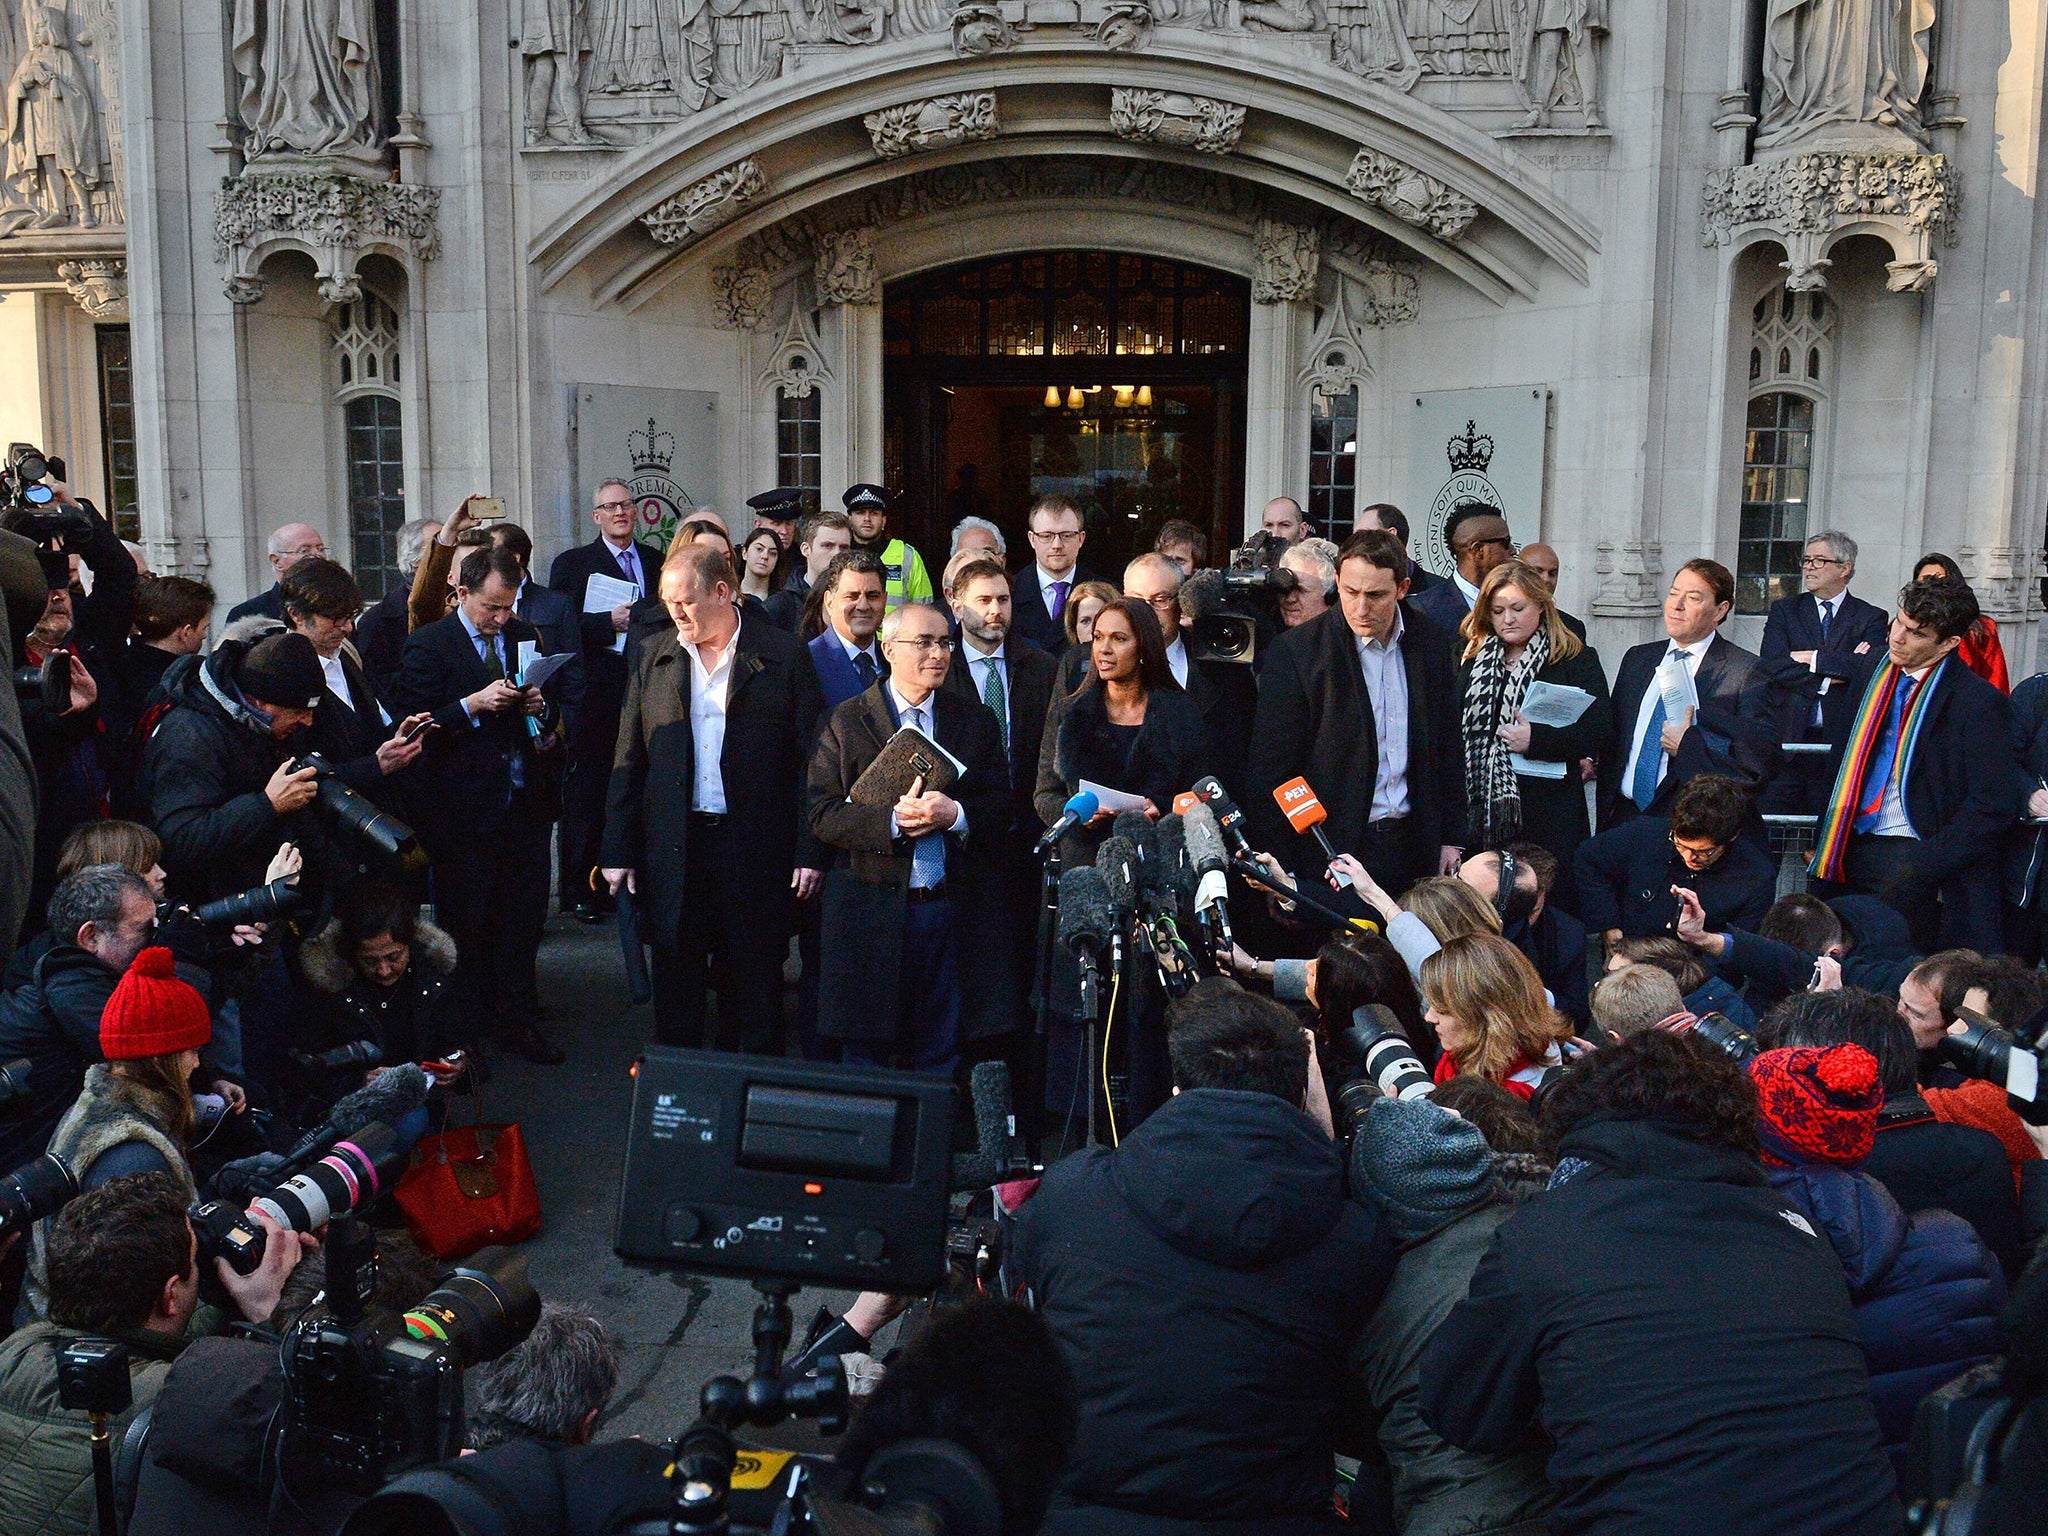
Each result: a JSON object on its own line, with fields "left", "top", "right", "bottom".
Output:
{"left": 290, "top": 752, "right": 429, "bottom": 873}
{"left": 1932, "top": 1008, "right": 2048, "bottom": 1127}
{"left": 0, "top": 444, "right": 91, "bottom": 542}
{"left": 282, "top": 1219, "right": 540, "bottom": 1495}
{"left": 1184, "top": 530, "right": 1298, "bottom": 666}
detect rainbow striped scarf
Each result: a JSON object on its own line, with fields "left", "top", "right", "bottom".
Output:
{"left": 1809, "top": 657, "right": 1946, "bottom": 882}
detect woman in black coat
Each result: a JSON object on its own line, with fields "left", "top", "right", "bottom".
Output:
{"left": 1034, "top": 597, "right": 1207, "bottom": 865}
{"left": 1456, "top": 561, "right": 1613, "bottom": 912}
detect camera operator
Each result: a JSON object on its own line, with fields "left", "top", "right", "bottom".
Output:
{"left": 466, "top": 1303, "right": 619, "bottom": 1452}
{"left": 1009, "top": 977, "right": 1391, "bottom": 1535}
{"left": 0, "top": 1171, "right": 303, "bottom": 1536}
{"left": 1418, "top": 1029, "right": 1904, "bottom": 1536}
{"left": 141, "top": 628, "right": 341, "bottom": 904}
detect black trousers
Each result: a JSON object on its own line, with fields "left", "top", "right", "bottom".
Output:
{"left": 1832, "top": 833, "right": 2003, "bottom": 955}
{"left": 435, "top": 790, "right": 553, "bottom": 1034}
{"left": 650, "top": 814, "right": 786, "bottom": 1054}
{"left": 558, "top": 701, "right": 622, "bottom": 909}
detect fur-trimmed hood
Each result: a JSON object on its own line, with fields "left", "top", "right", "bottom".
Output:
{"left": 299, "top": 917, "right": 458, "bottom": 994}
{"left": 1053, "top": 680, "right": 1208, "bottom": 812}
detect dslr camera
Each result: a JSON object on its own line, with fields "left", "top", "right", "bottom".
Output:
{"left": 0, "top": 443, "right": 90, "bottom": 537}
{"left": 1327, "top": 1004, "right": 1434, "bottom": 1142}
{"left": 290, "top": 752, "right": 428, "bottom": 872}
{"left": 0, "top": 1054, "right": 79, "bottom": 1244}
{"left": 1933, "top": 1008, "right": 2048, "bottom": 1126}
{"left": 1185, "top": 530, "right": 1299, "bottom": 666}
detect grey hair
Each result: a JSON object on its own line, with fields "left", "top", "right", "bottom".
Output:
{"left": 1280, "top": 540, "right": 1337, "bottom": 598}
{"left": 877, "top": 602, "right": 947, "bottom": 645}
{"left": 396, "top": 518, "right": 438, "bottom": 576}
{"left": 1122, "top": 551, "right": 1183, "bottom": 592}
{"left": 1807, "top": 529, "right": 1858, "bottom": 568}
{"left": 593, "top": 477, "right": 631, "bottom": 503}
{"left": 470, "top": 1303, "right": 621, "bottom": 1447}
{"left": 48, "top": 864, "right": 151, "bottom": 945}
{"left": 949, "top": 517, "right": 1006, "bottom": 559}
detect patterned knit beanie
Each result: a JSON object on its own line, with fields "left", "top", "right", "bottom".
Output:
{"left": 100, "top": 947, "right": 211, "bottom": 1061}
{"left": 1749, "top": 1043, "right": 1880, "bottom": 1169}
{"left": 1351, "top": 1095, "right": 1497, "bottom": 1245}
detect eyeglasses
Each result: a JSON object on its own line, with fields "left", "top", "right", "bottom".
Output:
{"left": 889, "top": 634, "right": 956, "bottom": 654}
{"left": 595, "top": 499, "right": 635, "bottom": 512}
{"left": 1801, "top": 556, "right": 1846, "bottom": 568}
{"left": 1029, "top": 529, "right": 1084, "bottom": 544}
{"left": 1138, "top": 593, "right": 1180, "bottom": 612}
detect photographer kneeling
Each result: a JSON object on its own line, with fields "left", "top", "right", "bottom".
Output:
{"left": 0, "top": 1171, "right": 303, "bottom": 1536}
{"left": 1010, "top": 977, "right": 1391, "bottom": 1536}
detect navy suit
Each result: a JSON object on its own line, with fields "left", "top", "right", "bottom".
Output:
{"left": 1010, "top": 565, "right": 1094, "bottom": 654}
{"left": 807, "top": 629, "right": 886, "bottom": 709}
{"left": 1598, "top": 632, "right": 1760, "bottom": 829}
{"left": 225, "top": 584, "right": 285, "bottom": 624}
{"left": 1407, "top": 575, "right": 1473, "bottom": 638}
{"left": 1574, "top": 815, "right": 1777, "bottom": 941}
{"left": 1759, "top": 589, "right": 1890, "bottom": 812}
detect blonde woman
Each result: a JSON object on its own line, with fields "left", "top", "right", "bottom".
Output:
{"left": 1419, "top": 932, "right": 1575, "bottom": 1099}
{"left": 1458, "top": 560, "right": 1613, "bottom": 904}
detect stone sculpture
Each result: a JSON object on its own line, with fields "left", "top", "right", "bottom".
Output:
{"left": 524, "top": 0, "right": 601, "bottom": 145}
{"left": 1757, "top": 0, "right": 1935, "bottom": 154}
{"left": 228, "top": 0, "right": 387, "bottom": 170}
{"left": 4, "top": 4, "right": 105, "bottom": 226}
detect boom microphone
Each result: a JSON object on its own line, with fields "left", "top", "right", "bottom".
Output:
{"left": 1035, "top": 789, "right": 1100, "bottom": 857}
{"left": 949, "top": 1060, "right": 1020, "bottom": 1191}
{"left": 1191, "top": 776, "right": 1254, "bottom": 860}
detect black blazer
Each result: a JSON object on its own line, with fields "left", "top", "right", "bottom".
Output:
{"left": 306, "top": 648, "right": 399, "bottom": 798}
{"left": 352, "top": 587, "right": 411, "bottom": 694}
{"left": 546, "top": 536, "right": 662, "bottom": 708}
{"left": 1758, "top": 588, "right": 1889, "bottom": 738}
{"left": 1408, "top": 577, "right": 1472, "bottom": 638}
{"left": 601, "top": 615, "right": 826, "bottom": 946}
{"left": 1456, "top": 641, "right": 1613, "bottom": 874}
{"left": 1599, "top": 632, "right": 1760, "bottom": 828}
{"left": 1245, "top": 603, "right": 1468, "bottom": 885}
{"left": 807, "top": 683, "right": 1013, "bottom": 1046}
{"left": 1034, "top": 681, "right": 1208, "bottom": 866}
{"left": 1010, "top": 565, "right": 1094, "bottom": 654}
{"left": 941, "top": 637, "right": 1060, "bottom": 836}
{"left": 389, "top": 613, "right": 561, "bottom": 851}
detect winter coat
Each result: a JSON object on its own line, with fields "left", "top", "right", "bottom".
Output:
{"left": 0, "top": 1321, "right": 183, "bottom": 1536}
{"left": 1869, "top": 1094, "right": 2024, "bottom": 1279}
{"left": 296, "top": 916, "right": 467, "bottom": 1079}
{"left": 1034, "top": 679, "right": 1209, "bottom": 867}
{"left": 1352, "top": 1155, "right": 1553, "bottom": 1536}
{"left": 1766, "top": 1162, "right": 2005, "bottom": 1464}
{"left": 1011, "top": 1088, "right": 1393, "bottom": 1535}
{"left": 1572, "top": 815, "right": 1776, "bottom": 939}
{"left": 1720, "top": 895, "right": 1922, "bottom": 1012}
{"left": 1418, "top": 1117, "right": 1902, "bottom": 1536}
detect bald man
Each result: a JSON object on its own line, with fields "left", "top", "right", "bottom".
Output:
{"left": 226, "top": 522, "right": 329, "bottom": 623}
{"left": 1517, "top": 542, "right": 1586, "bottom": 640}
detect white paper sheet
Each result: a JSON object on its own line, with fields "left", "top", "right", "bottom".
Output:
{"left": 1517, "top": 681, "right": 1595, "bottom": 730}
{"left": 1511, "top": 753, "right": 1570, "bottom": 780}
{"left": 1078, "top": 778, "right": 1152, "bottom": 815}
{"left": 581, "top": 572, "right": 639, "bottom": 653}
{"left": 1655, "top": 651, "right": 1698, "bottom": 719}
{"left": 519, "top": 651, "right": 576, "bottom": 691}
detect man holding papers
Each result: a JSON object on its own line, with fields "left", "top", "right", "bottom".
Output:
{"left": 550, "top": 478, "right": 662, "bottom": 922}
{"left": 1599, "top": 558, "right": 1759, "bottom": 829}
{"left": 808, "top": 601, "right": 1010, "bottom": 1072}
{"left": 1453, "top": 561, "right": 1612, "bottom": 910}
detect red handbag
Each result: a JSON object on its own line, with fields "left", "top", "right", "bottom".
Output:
{"left": 393, "top": 1091, "right": 542, "bottom": 1260}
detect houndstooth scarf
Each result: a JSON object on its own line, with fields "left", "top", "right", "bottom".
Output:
{"left": 1462, "top": 625, "right": 1550, "bottom": 849}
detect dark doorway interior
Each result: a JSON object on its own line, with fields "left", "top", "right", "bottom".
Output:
{"left": 884, "top": 252, "right": 1249, "bottom": 579}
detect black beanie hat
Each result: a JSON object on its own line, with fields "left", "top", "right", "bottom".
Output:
{"left": 238, "top": 631, "right": 324, "bottom": 709}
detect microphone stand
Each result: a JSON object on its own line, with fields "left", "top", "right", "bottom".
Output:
{"left": 1028, "top": 847, "right": 1062, "bottom": 1161}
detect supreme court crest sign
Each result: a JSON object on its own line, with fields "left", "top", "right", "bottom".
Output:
{"left": 575, "top": 386, "right": 718, "bottom": 549}
{"left": 1408, "top": 387, "right": 1549, "bottom": 577}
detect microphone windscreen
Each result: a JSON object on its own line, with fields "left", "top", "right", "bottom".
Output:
{"left": 1057, "top": 865, "right": 1114, "bottom": 952}
{"left": 1183, "top": 802, "right": 1228, "bottom": 876}
{"left": 1095, "top": 837, "right": 1137, "bottom": 917}
{"left": 1111, "top": 809, "right": 1152, "bottom": 846}
{"left": 1180, "top": 568, "right": 1227, "bottom": 621}
{"left": 1153, "top": 813, "right": 1194, "bottom": 911}
{"left": 327, "top": 1062, "right": 431, "bottom": 1138}
{"left": 1062, "top": 788, "right": 1099, "bottom": 824}
{"left": 970, "top": 1059, "right": 1012, "bottom": 1172}
{"left": 1193, "top": 775, "right": 1239, "bottom": 819}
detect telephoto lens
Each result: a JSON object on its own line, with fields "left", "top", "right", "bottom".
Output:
{"left": 400, "top": 1247, "right": 542, "bottom": 1366}
{"left": 0, "top": 1056, "right": 32, "bottom": 1119}
{"left": 293, "top": 753, "right": 429, "bottom": 872}
{"left": 0, "top": 1152, "right": 77, "bottom": 1242}
{"left": 191, "top": 876, "right": 302, "bottom": 929}
{"left": 1936, "top": 1009, "right": 2048, "bottom": 1126}
{"left": 1342, "top": 1006, "right": 1435, "bottom": 1100}
{"left": 290, "top": 1040, "right": 385, "bottom": 1076}
{"left": 1689, "top": 1012, "right": 1761, "bottom": 1065}
{"left": 252, "top": 1120, "right": 407, "bottom": 1234}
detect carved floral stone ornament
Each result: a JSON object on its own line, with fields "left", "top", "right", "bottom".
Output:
{"left": 1343, "top": 148, "right": 1479, "bottom": 241}
{"left": 213, "top": 171, "right": 441, "bottom": 306}
{"left": 814, "top": 226, "right": 878, "bottom": 306}
{"left": 1109, "top": 90, "right": 1245, "bottom": 155}
{"left": 55, "top": 258, "right": 125, "bottom": 319}
{"left": 1299, "top": 279, "right": 1375, "bottom": 396}
{"left": 1251, "top": 219, "right": 1319, "bottom": 304}
{"left": 1700, "top": 151, "right": 1958, "bottom": 293}
{"left": 712, "top": 261, "right": 774, "bottom": 329}
{"left": 643, "top": 158, "right": 768, "bottom": 246}
{"left": 864, "top": 93, "right": 999, "bottom": 161}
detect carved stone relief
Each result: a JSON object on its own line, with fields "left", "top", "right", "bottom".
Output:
{"left": 522, "top": 0, "right": 603, "bottom": 147}
{"left": 0, "top": 0, "right": 121, "bottom": 233}
{"left": 643, "top": 157, "right": 768, "bottom": 245}
{"left": 814, "top": 226, "right": 878, "bottom": 305}
{"left": 1755, "top": 0, "right": 1935, "bottom": 158}
{"left": 1343, "top": 147, "right": 1478, "bottom": 240}
{"left": 1510, "top": 0, "right": 1605, "bottom": 131}
{"left": 1252, "top": 218, "right": 1318, "bottom": 303}
{"left": 1299, "top": 278, "right": 1375, "bottom": 395}
{"left": 229, "top": 0, "right": 389, "bottom": 174}
{"left": 55, "top": 256, "right": 122, "bottom": 317}
{"left": 1591, "top": 538, "right": 1664, "bottom": 618}
{"left": 1109, "top": 89, "right": 1245, "bottom": 155}
{"left": 214, "top": 171, "right": 441, "bottom": 305}
{"left": 864, "top": 92, "right": 998, "bottom": 160}
{"left": 1701, "top": 151, "right": 1957, "bottom": 292}
{"left": 713, "top": 260, "right": 774, "bottom": 328}
{"left": 759, "top": 295, "right": 832, "bottom": 395}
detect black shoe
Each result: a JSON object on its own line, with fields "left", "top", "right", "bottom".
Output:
{"left": 571, "top": 903, "right": 607, "bottom": 925}
{"left": 503, "top": 1024, "right": 566, "bottom": 1065}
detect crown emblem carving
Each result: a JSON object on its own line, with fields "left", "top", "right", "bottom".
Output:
{"left": 1445, "top": 419, "right": 1494, "bottom": 474}
{"left": 629, "top": 418, "right": 675, "bottom": 474}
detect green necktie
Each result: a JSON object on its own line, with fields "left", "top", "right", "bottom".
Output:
{"left": 981, "top": 656, "right": 1008, "bottom": 754}
{"left": 478, "top": 633, "right": 505, "bottom": 681}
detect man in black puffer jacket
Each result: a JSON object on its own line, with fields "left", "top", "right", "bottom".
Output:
{"left": 1009, "top": 978, "right": 1392, "bottom": 1536}
{"left": 1419, "top": 1030, "right": 1903, "bottom": 1536}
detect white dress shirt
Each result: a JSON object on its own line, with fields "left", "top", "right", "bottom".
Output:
{"left": 1354, "top": 611, "right": 1411, "bottom": 820}
{"left": 685, "top": 621, "right": 739, "bottom": 813}
{"left": 1454, "top": 570, "right": 1482, "bottom": 608}
{"left": 962, "top": 640, "right": 1007, "bottom": 702}
{"left": 832, "top": 627, "right": 882, "bottom": 675}
{"left": 1164, "top": 634, "right": 1190, "bottom": 688}
{"left": 1036, "top": 565, "right": 1073, "bottom": 612}
{"left": 1622, "top": 640, "right": 1708, "bottom": 802}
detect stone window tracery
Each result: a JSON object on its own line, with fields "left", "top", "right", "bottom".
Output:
{"left": 1738, "top": 284, "right": 1830, "bottom": 614}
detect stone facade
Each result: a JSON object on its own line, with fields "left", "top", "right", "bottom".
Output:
{"left": 0, "top": 0, "right": 2037, "bottom": 673}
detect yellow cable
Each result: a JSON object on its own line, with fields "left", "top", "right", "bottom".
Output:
{"left": 1102, "top": 965, "right": 1123, "bottom": 1147}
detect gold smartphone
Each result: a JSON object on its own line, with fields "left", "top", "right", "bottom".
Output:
{"left": 466, "top": 494, "right": 505, "bottom": 520}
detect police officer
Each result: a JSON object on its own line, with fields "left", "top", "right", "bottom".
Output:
{"left": 746, "top": 486, "right": 807, "bottom": 590}
{"left": 842, "top": 483, "right": 934, "bottom": 614}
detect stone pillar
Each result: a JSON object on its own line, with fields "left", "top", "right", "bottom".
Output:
{"left": 1243, "top": 220, "right": 1319, "bottom": 536}
{"left": 816, "top": 229, "right": 883, "bottom": 488}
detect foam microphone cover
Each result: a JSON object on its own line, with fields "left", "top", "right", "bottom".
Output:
{"left": 328, "top": 1061, "right": 431, "bottom": 1138}
{"left": 970, "top": 1059, "right": 1012, "bottom": 1171}
{"left": 1057, "top": 865, "right": 1115, "bottom": 953}
{"left": 1095, "top": 836, "right": 1137, "bottom": 918}
{"left": 1111, "top": 812, "right": 1158, "bottom": 895}
{"left": 1180, "top": 567, "right": 1227, "bottom": 621}
{"left": 1183, "top": 802, "right": 1229, "bottom": 877}
{"left": 1153, "top": 813, "right": 1195, "bottom": 912}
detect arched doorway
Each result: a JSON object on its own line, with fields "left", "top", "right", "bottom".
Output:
{"left": 883, "top": 251, "right": 1249, "bottom": 574}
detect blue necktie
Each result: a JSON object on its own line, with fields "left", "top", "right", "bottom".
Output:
{"left": 1812, "top": 600, "right": 1834, "bottom": 726}
{"left": 1853, "top": 675, "right": 1919, "bottom": 834}
{"left": 908, "top": 705, "right": 946, "bottom": 888}
{"left": 1630, "top": 652, "right": 1677, "bottom": 811}
{"left": 854, "top": 650, "right": 879, "bottom": 689}
{"left": 617, "top": 544, "right": 641, "bottom": 597}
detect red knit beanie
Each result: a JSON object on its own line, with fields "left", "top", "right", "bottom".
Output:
{"left": 1749, "top": 1043, "right": 1881, "bottom": 1169}
{"left": 100, "top": 947, "right": 211, "bottom": 1061}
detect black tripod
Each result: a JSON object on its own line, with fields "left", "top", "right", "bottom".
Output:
{"left": 668, "top": 1278, "right": 848, "bottom": 1535}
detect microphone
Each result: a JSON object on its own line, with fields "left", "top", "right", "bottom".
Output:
{"left": 1056, "top": 865, "right": 1114, "bottom": 959}
{"left": 1179, "top": 568, "right": 1228, "bottom": 622}
{"left": 1111, "top": 810, "right": 1159, "bottom": 903}
{"left": 213, "top": 1062, "right": 435, "bottom": 1203}
{"left": 1095, "top": 836, "right": 1137, "bottom": 927}
{"left": 1273, "top": 775, "right": 1342, "bottom": 867}
{"left": 1191, "top": 776, "right": 1254, "bottom": 860}
{"left": 1154, "top": 813, "right": 1195, "bottom": 918}
{"left": 1182, "top": 801, "right": 1234, "bottom": 964}
{"left": 1034, "top": 789, "right": 1100, "bottom": 857}
{"left": 949, "top": 1060, "right": 1019, "bottom": 1191}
